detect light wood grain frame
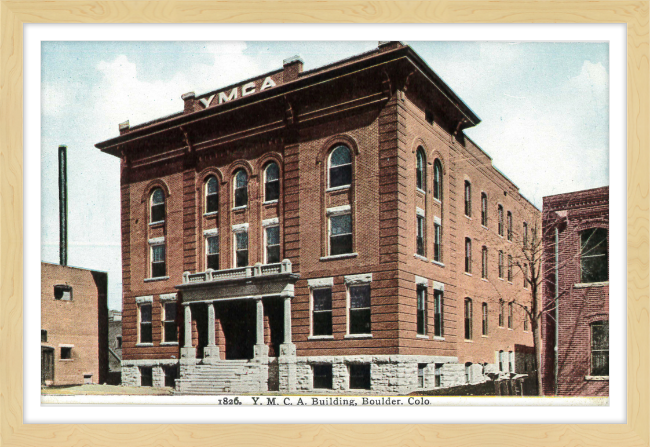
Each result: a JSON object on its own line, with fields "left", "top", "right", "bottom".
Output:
{"left": 1, "top": 2, "right": 647, "bottom": 446}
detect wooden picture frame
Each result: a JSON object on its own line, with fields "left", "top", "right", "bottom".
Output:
{"left": 1, "top": 1, "right": 647, "bottom": 446}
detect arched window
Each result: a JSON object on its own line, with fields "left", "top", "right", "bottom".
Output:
{"left": 328, "top": 145, "right": 352, "bottom": 188}
{"left": 481, "top": 193, "right": 488, "bottom": 227}
{"left": 481, "top": 246, "right": 488, "bottom": 279}
{"left": 433, "top": 159, "right": 443, "bottom": 200}
{"left": 264, "top": 162, "right": 280, "bottom": 202}
{"left": 150, "top": 188, "right": 165, "bottom": 223}
{"left": 465, "top": 237, "right": 472, "bottom": 273}
{"left": 464, "top": 181, "right": 472, "bottom": 217}
{"left": 233, "top": 169, "right": 248, "bottom": 208}
{"left": 205, "top": 176, "right": 219, "bottom": 213}
{"left": 416, "top": 148, "right": 426, "bottom": 191}
{"left": 507, "top": 211, "right": 513, "bottom": 241}
{"left": 498, "top": 205, "right": 504, "bottom": 236}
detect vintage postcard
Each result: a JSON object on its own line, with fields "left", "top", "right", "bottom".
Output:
{"left": 40, "top": 40, "right": 609, "bottom": 405}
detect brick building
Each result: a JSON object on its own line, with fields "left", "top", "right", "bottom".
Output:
{"left": 41, "top": 262, "right": 109, "bottom": 386}
{"left": 96, "top": 41, "right": 538, "bottom": 394}
{"left": 541, "top": 186, "right": 609, "bottom": 396}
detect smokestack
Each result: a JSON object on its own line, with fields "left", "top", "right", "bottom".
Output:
{"left": 58, "top": 145, "right": 68, "bottom": 266}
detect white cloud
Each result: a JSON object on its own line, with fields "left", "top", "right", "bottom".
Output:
{"left": 42, "top": 83, "right": 68, "bottom": 116}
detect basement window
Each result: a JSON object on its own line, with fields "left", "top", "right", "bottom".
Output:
{"left": 349, "top": 364, "right": 371, "bottom": 390}
{"left": 54, "top": 284, "right": 72, "bottom": 301}
{"left": 140, "top": 366, "right": 153, "bottom": 387}
{"left": 418, "top": 363, "right": 426, "bottom": 388}
{"left": 164, "top": 365, "right": 178, "bottom": 388}
{"left": 60, "top": 346, "right": 72, "bottom": 360}
{"left": 313, "top": 364, "right": 333, "bottom": 389}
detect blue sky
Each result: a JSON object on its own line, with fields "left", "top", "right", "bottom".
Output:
{"left": 41, "top": 41, "right": 609, "bottom": 310}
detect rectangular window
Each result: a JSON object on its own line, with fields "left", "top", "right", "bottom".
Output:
{"left": 464, "top": 181, "right": 472, "bottom": 217}
{"left": 60, "top": 346, "right": 72, "bottom": 360}
{"left": 591, "top": 321, "right": 609, "bottom": 376}
{"left": 330, "top": 213, "right": 353, "bottom": 256}
{"left": 417, "top": 284, "right": 427, "bottom": 336}
{"left": 140, "top": 366, "right": 153, "bottom": 387}
{"left": 312, "top": 288, "right": 333, "bottom": 336}
{"left": 313, "top": 364, "right": 333, "bottom": 389}
{"left": 434, "top": 363, "right": 443, "bottom": 387}
{"left": 206, "top": 235, "right": 219, "bottom": 270}
{"left": 349, "top": 364, "right": 371, "bottom": 390}
{"left": 116, "top": 336, "right": 122, "bottom": 349}
{"left": 508, "top": 302, "right": 513, "bottom": 329}
{"left": 433, "top": 290, "right": 443, "bottom": 337}
{"left": 499, "top": 351, "right": 506, "bottom": 372}
{"left": 163, "top": 302, "right": 177, "bottom": 343}
{"left": 418, "top": 363, "right": 426, "bottom": 388}
{"left": 235, "top": 231, "right": 248, "bottom": 267}
{"left": 508, "top": 254, "right": 513, "bottom": 282}
{"left": 507, "top": 211, "right": 513, "bottom": 241}
{"left": 151, "top": 244, "right": 166, "bottom": 278}
{"left": 416, "top": 215, "right": 425, "bottom": 256}
{"left": 54, "top": 284, "right": 73, "bottom": 301}
{"left": 481, "top": 193, "right": 488, "bottom": 227}
{"left": 481, "top": 246, "right": 488, "bottom": 279}
{"left": 581, "top": 228, "right": 608, "bottom": 283}
{"left": 163, "top": 365, "right": 178, "bottom": 388}
{"left": 349, "top": 284, "right": 371, "bottom": 335}
{"left": 139, "top": 303, "right": 152, "bottom": 343}
{"left": 464, "top": 298, "right": 472, "bottom": 340}
{"left": 434, "top": 222, "right": 442, "bottom": 262}
{"left": 465, "top": 238, "right": 472, "bottom": 273}
{"left": 482, "top": 302, "right": 488, "bottom": 336}
{"left": 499, "top": 300, "right": 504, "bottom": 327}
{"left": 265, "top": 226, "right": 281, "bottom": 264}
{"left": 523, "top": 263, "right": 528, "bottom": 288}
{"left": 523, "top": 222, "right": 528, "bottom": 247}
{"left": 523, "top": 306, "right": 529, "bottom": 331}
{"left": 509, "top": 351, "right": 515, "bottom": 373}
{"left": 41, "top": 330, "right": 47, "bottom": 342}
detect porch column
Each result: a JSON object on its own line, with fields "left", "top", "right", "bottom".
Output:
{"left": 180, "top": 303, "right": 196, "bottom": 362}
{"left": 283, "top": 296, "right": 292, "bottom": 344}
{"left": 254, "top": 297, "right": 269, "bottom": 360}
{"left": 203, "top": 301, "right": 220, "bottom": 363}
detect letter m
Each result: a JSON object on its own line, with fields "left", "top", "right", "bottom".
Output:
{"left": 218, "top": 88, "right": 238, "bottom": 104}
{"left": 267, "top": 397, "right": 278, "bottom": 405}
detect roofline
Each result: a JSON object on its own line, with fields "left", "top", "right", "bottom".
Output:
{"left": 41, "top": 261, "right": 109, "bottom": 275}
{"left": 96, "top": 44, "right": 480, "bottom": 152}
{"left": 543, "top": 185, "right": 609, "bottom": 202}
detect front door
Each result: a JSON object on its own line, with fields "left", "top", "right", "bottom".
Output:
{"left": 219, "top": 300, "right": 256, "bottom": 360}
{"left": 41, "top": 347, "right": 54, "bottom": 385}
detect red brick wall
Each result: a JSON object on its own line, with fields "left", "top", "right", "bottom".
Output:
{"left": 542, "top": 187, "right": 609, "bottom": 396}
{"left": 41, "top": 263, "right": 108, "bottom": 385}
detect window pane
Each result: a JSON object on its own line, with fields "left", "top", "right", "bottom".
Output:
{"left": 140, "top": 324, "right": 152, "bottom": 343}
{"left": 164, "top": 322, "right": 177, "bottom": 342}
{"left": 207, "top": 236, "right": 219, "bottom": 254}
{"left": 267, "top": 246, "right": 280, "bottom": 264}
{"left": 152, "top": 189, "right": 164, "bottom": 204}
{"left": 206, "top": 194, "right": 219, "bottom": 213}
{"left": 331, "top": 235, "right": 352, "bottom": 255}
{"left": 151, "top": 204, "right": 165, "bottom": 222}
{"left": 350, "top": 309, "right": 371, "bottom": 334}
{"left": 592, "top": 321, "right": 609, "bottom": 349}
{"left": 582, "top": 228, "right": 608, "bottom": 255}
{"left": 416, "top": 150, "right": 425, "bottom": 190}
{"left": 265, "top": 163, "right": 279, "bottom": 181}
{"left": 265, "top": 180, "right": 280, "bottom": 201}
{"left": 165, "top": 303, "right": 176, "bottom": 321}
{"left": 313, "top": 289, "right": 332, "bottom": 311}
{"left": 433, "top": 161, "right": 442, "bottom": 200}
{"left": 207, "top": 177, "right": 218, "bottom": 194}
{"left": 350, "top": 285, "right": 370, "bottom": 308}
{"left": 592, "top": 352, "right": 609, "bottom": 376}
{"left": 236, "top": 250, "right": 248, "bottom": 267}
{"left": 140, "top": 304, "right": 152, "bottom": 322}
{"left": 349, "top": 364, "right": 371, "bottom": 390}
{"left": 266, "top": 226, "right": 280, "bottom": 245}
{"left": 235, "top": 170, "right": 248, "bottom": 188}
{"left": 235, "top": 188, "right": 248, "bottom": 207}
{"left": 330, "top": 146, "right": 351, "bottom": 166}
{"left": 331, "top": 214, "right": 351, "bottom": 235}
{"left": 152, "top": 262, "right": 166, "bottom": 278}
{"left": 313, "top": 312, "right": 332, "bottom": 336}
{"left": 313, "top": 364, "right": 333, "bottom": 389}
{"left": 236, "top": 232, "right": 248, "bottom": 250}
{"left": 330, "top": 165, "right": 352, "bottom": 188}
{"left": 207, "top": 254, "right": 220, "bottom": 270}
{"left": 152, "top": 245, "right": 165, "bottom": 262}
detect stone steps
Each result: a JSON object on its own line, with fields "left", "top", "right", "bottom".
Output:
{"left": 175, "top": 361, "right": 265, "bottom": 395}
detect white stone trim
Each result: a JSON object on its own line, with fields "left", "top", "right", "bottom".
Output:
{"left": 433, "top": 281, "right": 445, "bottom": 291}
{"left": 308, "top": 277, "right": 334, "bottom": 288}
{"left": 434, "top": 216, "right": 442, "bottom": 225}
{"left": 122, "top": 358, "right": 180, "bottom": 366}
{"left": 344, "top": 273, "right": 372, "bottom": 285}
{"left": 326, "top": 205, "right": 351, "bottom": 216}
{"left": 232, "top": 223, "right": 249, "bottom": 232}
{"left": 135, "top": 295, "right": 153, "bottom": 304}
{"left": 416, "top": 207, "right": 425, "bottom": 217}
{"left": 159, "top": 293, "right": 177, "bottom": 302}
{"left": 203, "top": 228, "right": 219, "bottom": 236}
{"left": 414, "top": 275, "right": 428, "bottom": 286}
{"left": 148, "top": 237, "right": 164, "bottom": 245}
{"left": 58, "top": 343, "right": 74, "bottom": 348}
{"left": 262, "top": 217, "right": 279, "bottom": 227}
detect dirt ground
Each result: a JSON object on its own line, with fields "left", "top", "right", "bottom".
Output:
{"left": 41, "top": 384, "right": 174, "bottom": 396}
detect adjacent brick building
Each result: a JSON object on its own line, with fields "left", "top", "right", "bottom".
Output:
{"left": 41, "top": 262, "right": 109, "bottom": 386}
{"left": 541, "top": 186, "right": 609, "bottom": 396}
{"left": 96, "top": 42, "right": 538, "bottom": 394}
